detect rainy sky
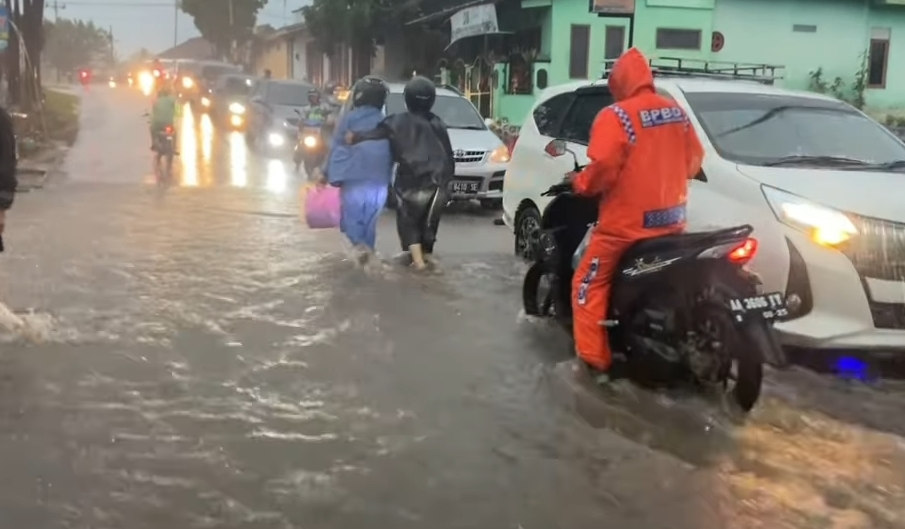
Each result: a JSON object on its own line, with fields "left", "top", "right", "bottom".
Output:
{"left": 58, "top": 0, "right": 313, "bottom": 58}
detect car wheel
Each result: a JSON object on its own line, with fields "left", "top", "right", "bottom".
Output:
{"left": 514, "top": 204, "right": 541, "bottom": 261}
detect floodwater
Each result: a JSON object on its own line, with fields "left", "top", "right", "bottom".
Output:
{"left": 0, "top": 86, "right": 902, "bottom": 529}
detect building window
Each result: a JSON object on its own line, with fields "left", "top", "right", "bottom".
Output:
{"left": 604, "top": 25, "right": 625, "bottom": 59}
{"left": 868, "top": 28, "right": 890, "bottom": 88}
{"left": 656, "top": 28, "right": 702, "bottom": 50}
{"left": 792, "top": 24, "right": 817, "bottom": 33}
{"left": 569, "top": 25, "right": 591, "bottom": 79}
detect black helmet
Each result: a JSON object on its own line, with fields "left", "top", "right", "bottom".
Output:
{"left": 403, "top": 76, "right": 436, "bottom": 113}
{"left": 352, "top": 76, "right": 388, "bottom": 109}
{"left": 308, "top": 87, "right": 320, "bottom": 100}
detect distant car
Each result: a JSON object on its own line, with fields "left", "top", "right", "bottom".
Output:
{"left": 338, "top": 82, "right": 511, "bottom": 208}
{"left": 208, "top": 73, "right": 255, "bottom": 129}
{"left": 183, "top": 61, "right": 242, "bottom": 108}
{"left": 502, "top": 65, "right": 905, "bottom": 357}
{"left": 245, "top": 78, "right": 316, "bottom": 154}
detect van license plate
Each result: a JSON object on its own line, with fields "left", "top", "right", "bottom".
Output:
{"left": 450, "top": 180, "right": 479, "bottom": 193}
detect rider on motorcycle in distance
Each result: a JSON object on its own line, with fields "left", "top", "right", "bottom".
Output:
{"left": 149, "top": 85, "right": 178, "bottom": 152}
{"left": 301, "top": 88, "right": 335, "bottom": 130}
{"left": 569, "top": 47, "right": 704, "bottom": 384}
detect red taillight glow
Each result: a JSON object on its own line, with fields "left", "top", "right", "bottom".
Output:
{"left": 728, "top": 237, "right": 758, "bottom": 264}
{"left": 164, "top": 126, "right": 174, "bottom": 134}
{"left": 79, "top": 70, "right": 88, "bottom": 78}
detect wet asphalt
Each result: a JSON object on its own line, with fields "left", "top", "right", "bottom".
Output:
{"left": 0, "top": 85, "right": 903, "bottom": 529}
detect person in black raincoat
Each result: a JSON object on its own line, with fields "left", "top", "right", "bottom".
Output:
{"left": 346, "top": 76, "right": 454, "bottom": 271}
{"left": 0, "top": 105, "right": 17, "bottom": 253}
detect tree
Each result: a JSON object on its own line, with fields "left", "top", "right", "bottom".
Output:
{"left": 302, "top": 0, "right": 419, "bottom": 79}
{"left": 180, "top": 0, "right": 266, "bottom": 59}
{"left": 44, "top": 18, "right": 111, "bottom": 77}
{"left": 4, "top": 0, "right": 45, "bottom": 110}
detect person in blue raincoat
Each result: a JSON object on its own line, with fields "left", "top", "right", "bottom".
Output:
{"left": 321, "top": 77, "right": 393, "bottom": 264}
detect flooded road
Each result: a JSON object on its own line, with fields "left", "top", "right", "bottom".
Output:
{"left": 0, "top": 86, "right": 903, "bottom": 528}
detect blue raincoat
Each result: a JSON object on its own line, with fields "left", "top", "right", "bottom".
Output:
{"left": 326, "top": 106, "right": 393, "bottom": 249}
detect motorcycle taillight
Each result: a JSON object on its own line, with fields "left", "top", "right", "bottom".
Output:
{"left": 164, "top": 126, "right": 174, "bottom": 134}
{"left": 728, "top": 237, "right": 758, "bottom": 264}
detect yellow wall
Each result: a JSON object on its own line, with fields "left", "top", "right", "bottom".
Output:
{"left": 256, "top": 39, "right": 290, "bottom": 79}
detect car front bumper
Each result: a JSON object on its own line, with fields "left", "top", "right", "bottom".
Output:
{"left": 447, "top": 161, "right": 508, "bottom": 201}
{"left": 773, "top": 228, "right": 905, "bottom": 353}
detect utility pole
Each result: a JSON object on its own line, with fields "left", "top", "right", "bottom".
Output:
{"left": 49, "top": 0, "right": 65, "bottom": 20}
{"left": 174, "top": 0, "right": 179, "bottom": 48}
{"left": 228, "top": 0, "right": 234, "bottom": 62}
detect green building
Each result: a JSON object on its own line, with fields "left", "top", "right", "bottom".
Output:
{"left": 486, "top": 0, "right": 905, "bottom": 125}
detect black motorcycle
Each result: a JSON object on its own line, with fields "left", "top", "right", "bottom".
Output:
{"left": 153, "top": 125, "right": 176, "bottom": 180}
{"left": 292, "top": 112, "right": 329, "bottom": 176}
{"left": 523, "top": 141, "right": 787, "bottom": 412}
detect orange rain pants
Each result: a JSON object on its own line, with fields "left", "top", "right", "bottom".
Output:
{"left": 571, "top": 48, "right": 704, "bottom": 371}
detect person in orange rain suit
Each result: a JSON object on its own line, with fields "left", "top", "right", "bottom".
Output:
{"left": 570, "top": 47, "right": 704, "bottom": 381}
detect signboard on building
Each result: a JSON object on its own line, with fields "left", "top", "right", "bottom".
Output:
{"left": 0, "top": 6, "right": 9, "bottom": 52}
{"left": 591, "top": 0, "right": 635, "bottom": 15}
{"left": 450, "top": 4, "right": 500, "bottom": 46}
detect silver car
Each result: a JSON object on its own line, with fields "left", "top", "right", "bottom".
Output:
{"left": 341, "top": 83, "right": 511, "bottom": 208}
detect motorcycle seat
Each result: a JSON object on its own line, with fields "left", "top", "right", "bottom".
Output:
{"left": 623, "top": 225, "right": 753, "bottom": 259}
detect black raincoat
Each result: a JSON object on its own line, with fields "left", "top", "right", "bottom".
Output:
{"left": 0, "top": 106, "right": 17, "bottom": 253}
{"left": 350, "top": 111, "right": 454, "bottom": 253}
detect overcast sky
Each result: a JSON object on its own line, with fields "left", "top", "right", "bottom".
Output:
{"left": 57, "top": 0, "right": 313, "bottom": 58}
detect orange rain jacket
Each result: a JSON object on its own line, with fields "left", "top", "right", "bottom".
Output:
{"left": 572, "top": 47, "right": 704, "bottom": 238}
{"left": 569, "top": 48, "right": 705, "bottom": 371}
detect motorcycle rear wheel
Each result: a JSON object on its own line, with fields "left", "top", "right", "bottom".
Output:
{"left": 692, "top": 304, "right": 763, "bottom": 413}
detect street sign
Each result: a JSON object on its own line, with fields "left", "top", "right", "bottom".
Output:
{"left": 0, "top": 6, "right": 9, "bottom": 52}
{"left": 591, "top": 0, "right": 635, "bottom": 15}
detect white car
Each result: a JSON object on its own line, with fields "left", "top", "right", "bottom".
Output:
{"left": 502, "top": 72, "right": 905, "bottom": 354}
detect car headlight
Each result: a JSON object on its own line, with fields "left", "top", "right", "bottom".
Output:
{"left": 182, "top": 76, "right": 194, "bottom": 89}
{"left": 489, "top": 144, "right": 511, "bottom": 163}
{"left": 228, "top": 102, "right": 246, "bottom": 114}
{"left": 268, "top": 132, "right": 286, "bottom": 147}
{"left": 762, "top": 185, "right": 858, "bottom": 246}
{"left": 200, "top": 97, "right": 211, "bottom": 107}
{"left": 303, "top": 135, "right": 318, "bottom": 147}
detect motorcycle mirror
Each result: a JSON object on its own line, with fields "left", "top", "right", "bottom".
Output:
{"left": 544, "top": 139, "right": 567, "bottom": 158}
{"left": 694, "top": 168, "right": 708, "bottom": 182}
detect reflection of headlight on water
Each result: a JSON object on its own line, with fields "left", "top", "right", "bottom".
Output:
{"left": 266, "top": 160, "right": 288, "bottom": 193}
{"left": 303, "top": 135, "right": 318, "bottom": 147}
{"left": 108, "top": 80, "right": 117, "bottom": 88}
{"left": 268, "top": 132, "right": 286, "bottom": 147}
{"left": 229, "top": 132, "right": 247, "bottom": 188}
{"left": 228, "top": 102, "right": 245, "bottom": 114}
{"left": 200, "top": 97, "right": 211, "bottom": 107}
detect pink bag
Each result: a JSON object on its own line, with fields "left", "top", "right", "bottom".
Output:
{"left": 304, "top": 185, "right": 341, "bottom": 229}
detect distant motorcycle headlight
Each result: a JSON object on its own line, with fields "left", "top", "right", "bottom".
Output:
{"left": 182, "top": 76, "right": 194, "bottom": 89}
{"left": 303, "top": 135, "right": 318, "bottom": 148}
{"left": 228, "top": 102, "right": 246, "bottom": 114}
{"left": 200, "top": 97, "right": 211, "bottom": 107}
{"left": 490, "top": 144, "right": 511, "bottom": 163}
{"left": 230, "top": 114, "right": 244, "bottom": 127}
{"left": 268, "top": 132, "right": 286, "bottom": 147}
{"left": 762, "top": 185, "right": 858, "bottom": 247}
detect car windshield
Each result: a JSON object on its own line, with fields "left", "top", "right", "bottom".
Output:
{"left": 220, "top": 76, "right": 253, "bottom": 96}
{"left": 685, "top": 92, "right": 905, "bottom": 167}
{"left": 201, "top": 64, "right": 239, "bottom": 80}
{"left": 267, "top": 83, "right": 312, "bottom": 106}
{"left": 386, "top": 94, "right": 486, "bottom": 129}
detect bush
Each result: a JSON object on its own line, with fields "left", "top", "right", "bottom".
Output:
{"left": 43, "top": 89, "right": 80, "bottom": 145}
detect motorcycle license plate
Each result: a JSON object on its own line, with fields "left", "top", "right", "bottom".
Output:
{"left": 449, "top": 180, "right": 479, "bottom": 193}
{"left": 728, "top": 292, "right": 788, "bottom": 321}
